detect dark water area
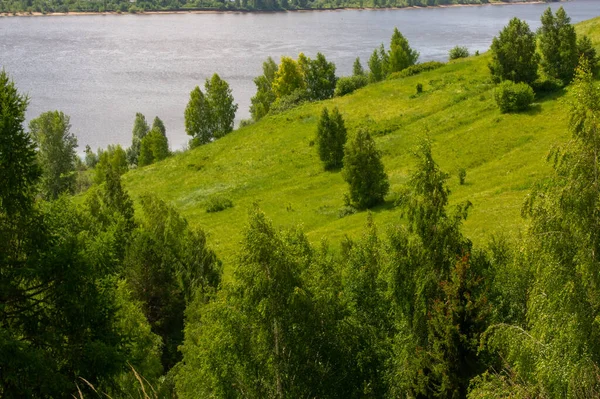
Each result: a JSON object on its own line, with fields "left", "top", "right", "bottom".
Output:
{"left": 0, "top": 0, "right": 598, "bottom": 151}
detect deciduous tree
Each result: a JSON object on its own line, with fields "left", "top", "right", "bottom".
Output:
{"left": 29, "top": 110, "right": 78, "bottom": 199}
{"left": 489, "top": 18, "right": 539, "bottom": 84}
{"left": 250, "top": 57, "right": 278, "bottom": 121}
{"left": 539, "top": 6, "right": 579, "bottom": 83}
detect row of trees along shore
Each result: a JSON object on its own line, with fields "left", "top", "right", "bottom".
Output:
{"left": 2, "top": 6, "right": 600, "bottom": 398}
{"left": 1, "top": 0, "right": 547, "bottom": 16}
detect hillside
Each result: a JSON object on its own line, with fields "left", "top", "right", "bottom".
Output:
{"left": 121, "top": 16, "right": 600, "bottom": 271}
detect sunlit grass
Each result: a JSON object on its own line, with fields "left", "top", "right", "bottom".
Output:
{"left": 118, "top": 17, "right": 600, "bottom": 277}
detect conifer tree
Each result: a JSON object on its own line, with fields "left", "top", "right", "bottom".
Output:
{"left": 316, "top": 107, "right": 347, "bottom": 170}
{"left": 127, "top": 112, "right": 150, "bottom": 165}
{"left": 388, "top": 27, "right": 419, "bottom": 73}
{"left": 152, "top": 115, "right": 166, "bottom": 136}
{"left": 342, "top": 130, "right": 389, "bottom": 209}
{"left": 353, "top": 57, "right": 365, "bottom": 76}
{"left": 368, "top": 48, "right": 384, "bottom": 83}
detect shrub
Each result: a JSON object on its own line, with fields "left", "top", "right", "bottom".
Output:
{"left": 531, "top": 77, "right": 564, "bottom": 94}
{"left": 205, "top": 194, "right": 233, "bottom": 213}
{"left": 458, "top": 168, "right": 466, "bottom": 185}
{"left": 269, "top": 89, "right": 309, "bottom": 115}
{"left": 449, "top": 46, "right": 469, "bottom": 60}
{"left": 387, "top": 61, "right": 445, "bottom": 80}
{"left": 334, "top": 75, "right": 369, "bottom": 97}
{"left": 337, "top": 205, "right": 356, "bottom": 218}
{"left": 416, "top": 83, "right": 423, "bottom": 94}
{"left": 239, "top": 119, "right": 254, "bottom": 128}
{"left": 494, "top": 81, "right": 535, "bottom": 113}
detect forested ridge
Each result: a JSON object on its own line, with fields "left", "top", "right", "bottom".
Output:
{"left": 2, "top": 8, "right": 600, "bottom": 399}
{"left": 0, "top": 0, "right": 557, "bottom": 16}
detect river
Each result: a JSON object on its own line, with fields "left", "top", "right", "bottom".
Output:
{"left": 0, "top": 0, "right": 598, "bottom": 152}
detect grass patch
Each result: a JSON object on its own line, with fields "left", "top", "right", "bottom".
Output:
{"left": 103, "top": 17, "right": 600, "bottom": 277}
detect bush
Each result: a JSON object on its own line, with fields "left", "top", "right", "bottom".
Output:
{"left": 334, "top": 75, "right": 369, "bottom": 97}
{"left": 449, "top": 46, "right": 469, "bottom": 60}
{"left": 416, "top": 83, "right": 423, "bottom": 94}
{"left": 531, "top": 77, "right": 564, "bottom": 94}
{"left": 239, "top": 119, "right": 254, "bottom": 128}
{"left": 494, "top": 81, "right": 535, "bottom": 113}
{"left": 458, "top": 168, "right": 466, "bottom": 185}
{"left": 205, "top": 194, "right": 233, "bottom": 213}
{"left": 269, "top": 89, "right": 309, "bottom": 115}
{"left": 387, "top": 61, "right": 445, "bottom": 80}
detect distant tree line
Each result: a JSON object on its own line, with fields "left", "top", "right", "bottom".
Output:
{"left": 1, "top": 0, "right": 541, "bottom": 16}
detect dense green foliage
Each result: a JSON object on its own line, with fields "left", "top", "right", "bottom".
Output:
{"left": 578, "top": 34, "right": 598, "bottom": 70}
{"left": 342, "top": 129, "right": 389, "bottom": 209}
{"left": 367, "top": 29, "right": 418, "bottom": 83}
{"left": 334, "top": 75, "right": 369, "bottom": 97}
{"left": 250, "top": 57, "right": 278, "bottom": 121}
{"left": 29, "top": 110, "right": 78, "bottom": 199}
{"left": 388, "top": 27, "right": 419, "bottom": 73}
{"left": 489, "top": 17, "right": 539, "bottom": 84}
{"left": 185, "top": 73, "right": 237, "bottom": 146}
{"left": 0, "top": 72, "right": 126, "bottom": 397}
{"left": 469, "top": 57, "right": 600, "bottom": 399}
{"left": 449, "top": 45, "right": 469, "bottom": 60}
{"left": 139, "top": 126, "right": 169, "bottom": 166}
{"left": 252, "top": 53, "right": 337, "bottom": 120}
{"left": 539, "top": 6, "right": 579, "bottom": 84}
{"left": 352, "top": 57, "right": 365, "bottom": 77}
{"left": 94, "top": 144, "right": 128, "bottom": 184}
{"left": 127, "top": 112, "right": 150, "bottom": 165}
{"left": 315, "top": 107, "right": 347, "bottom": 170}
{"left": 494, "top": 80, "right": 535, "bottom": 113}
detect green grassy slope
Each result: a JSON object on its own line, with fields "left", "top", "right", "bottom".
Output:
{"left": 121, "top": 17, "right": 600, "bottom": 271}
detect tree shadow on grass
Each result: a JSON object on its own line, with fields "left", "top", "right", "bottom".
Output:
{"left": 522, "top": 103, "right": 543, "bottom": 116}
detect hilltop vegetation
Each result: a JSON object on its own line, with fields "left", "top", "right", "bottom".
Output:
{"left": 118, "top": 16, "right": 597, "bottom": 267}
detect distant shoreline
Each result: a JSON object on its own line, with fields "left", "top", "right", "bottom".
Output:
{"left": 0, "top": 1, "right": 557, "bottom": 17}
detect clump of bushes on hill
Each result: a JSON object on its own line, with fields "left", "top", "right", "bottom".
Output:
{"left": 205, "top": 194, "right": 234, "bottom": 213}
{"left": 388, "top": 61, "right": 445, "bottom": 80}
{"left": 449, "top": 46, "right": 469, "bottom": 60}
{"left": 334, "top": 75, "right": 369, "bottom": 97}
{"left": 494, "top": 81, "right": 535, "bottom": 113}
{"left": 251, "top": 53, "right": 337, "bottom": 120}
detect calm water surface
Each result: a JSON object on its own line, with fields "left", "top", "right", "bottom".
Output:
{"left": 0, "top": 0, "right": 598, "bottom": 151}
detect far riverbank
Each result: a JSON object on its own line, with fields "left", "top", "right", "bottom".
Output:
{"left": 0, "top": 0, "right": 557, "bottom": 17}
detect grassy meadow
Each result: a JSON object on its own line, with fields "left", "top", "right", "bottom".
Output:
{"left": 118, "top": 17, "right": 600, "bottom": 274}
